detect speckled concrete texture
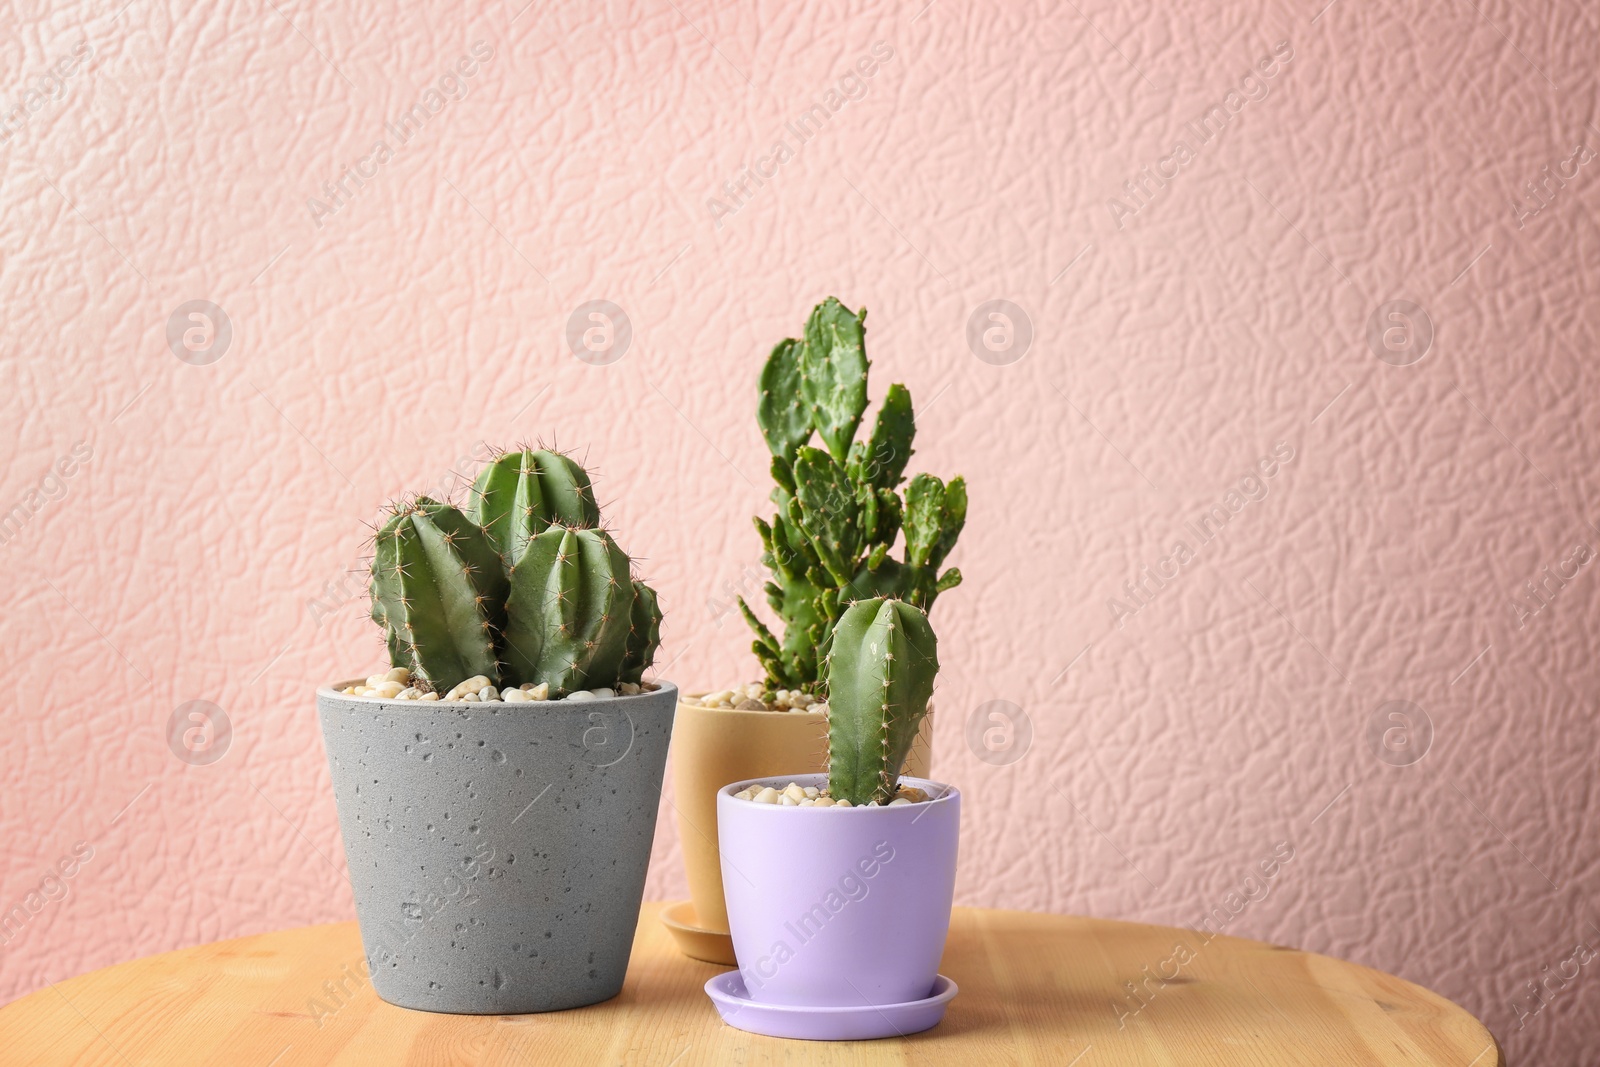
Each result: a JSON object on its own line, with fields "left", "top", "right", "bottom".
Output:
{"left": 317, "top": 683, "right": 675, "bottom": 1013}
{"left": 1, "top": 0, "right": 1596, "bottom": 1061}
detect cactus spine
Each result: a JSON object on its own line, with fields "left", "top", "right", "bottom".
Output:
{"left": 369, "top": 448, "right": 662, "bottom": 696}
{"left": 743, "top": 298, "right": 966, "bottom": 693}
{"left": 824, "top": 597, "right": 939, "bottom": 805}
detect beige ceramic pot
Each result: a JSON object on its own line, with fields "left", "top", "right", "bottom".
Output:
{"left": 662, "top": 695, "right": 933, "bottom": 964}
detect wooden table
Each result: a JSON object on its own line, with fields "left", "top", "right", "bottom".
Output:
{"left": 0, "top": 902, "right": 1499, "bottom": 1065}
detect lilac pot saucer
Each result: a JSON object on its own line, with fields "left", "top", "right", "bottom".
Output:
{"left": 704, "top": 970, "right": 958, "bottom": 1041}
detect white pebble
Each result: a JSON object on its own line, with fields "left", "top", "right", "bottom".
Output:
{"left": 589, "top": 687, "right": 616, "bottom": 699}
{"left": 477, "top": 685, "right": 500, "bottom": 702}
{"left": 753, "top": 787, "right": 781, "bottom": 804}
{"left": 835, "top": 799, "right": 852, "bottom": 808}
{"left": 618, "top": 682, "right": 641, "bottom": 696}
{"left": 779, "top": 795, "right": 799, "bottom": 806}
{"left": 341, "top": 686, "right": 357, "bottom": 695}
{"left": 734, "top": 787, "right": 755, "bottom": 801}
{"left": 365, "top": 673, "right": 388, "bottom": 688}
{"left": 419, "top": 692, "right": 440, "bottom": 701}
{"left": 803, "top": 786, "right": 819, "bottom": 798}
{"left": 396, "top": 687, "right": 422, "bottom": 700}
{"left": 525, "top": 683, "right": 549, "bottom": 701}
{"left": 503, "top": 688, "right": 531, "bottom": 703}
{"left": 565, "top": 690, "right": 597, "bottom": 702}
{"left": 461, "top": 693, "right": 479, "bottom": 702}
{"left": 385, "top": 667, "right": 411, "bottom": 684}
{"left": 813, "top": 797, "right": 836, "bottom": 808}
{"left": 782, "top": 783, "right": 807, "bottom": 803}
{"left": 797, "top": 797, "right": 814, "bottom": 807}
{"left": 444, "top": 676, "right": 491, "bottom": 701}
{"left": 888, "top": 798, "right": 911, "bottom": 807}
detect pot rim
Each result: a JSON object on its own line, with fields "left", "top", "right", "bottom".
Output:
{"left": 677, "top": 695, "right": 935, "bottom": 717}
{"left": 317, "top": 678, "right": 678, "bottom": 706}
{"left": 718, "top": 771, "right": 959, "bottom": 811}
{"left": 677, "top": 701, "right": 826, "bottom": 719}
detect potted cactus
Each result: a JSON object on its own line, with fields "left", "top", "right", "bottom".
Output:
{"left": 665, "top": 297, "right": 968, "bottom": 965}
{"left": 317, "top": 446, "right": 675, "bottom": 1015}
{"left": 705, "top": 597, "right": 961, "bottom": 1040}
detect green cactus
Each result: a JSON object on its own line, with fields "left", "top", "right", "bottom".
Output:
{"left": 824, "top": 598, "right": 938, "bottom": 805}
{"left": 758, "top": 338, "right": 811, "bottom": 472}
{"left": 371, "top": 500, "right": 506, "bottom": 690}
{"left": 466, "top": 448, "right": 600, "bottom": 564}
{"left": 791, "top": 446, "right": 861, "bottom": 585}
{"left": 800, "top": 297, "right": 869, "bottom": 463}
{"left": 621, "top": 580, "right": 662, "bottom": 684}
{"left": 742, "top": 298, "right": 965, "bottom": 693}
{"left": 368, "top": 451, "right": 662, "bottom": 697}
{"left": 501, "top": 525, "right": 636, "bottom": 696}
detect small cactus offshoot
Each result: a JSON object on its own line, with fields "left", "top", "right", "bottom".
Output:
{"left": 824, "top": 597, "right": 938, "bottom": 805}
{"left": 368, "top": 448, "right": 662, "bottom": 696}
{"left": 741, "top": 298, "right": 966, "bottom": 693}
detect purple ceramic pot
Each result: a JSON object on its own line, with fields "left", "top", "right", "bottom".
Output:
{"left": 717, "top": 773, "right": 960, "bottom": 1007}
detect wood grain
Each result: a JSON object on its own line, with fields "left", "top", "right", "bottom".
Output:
{"left": 0, "top": 903, "right": 1500, "bottom": 1065}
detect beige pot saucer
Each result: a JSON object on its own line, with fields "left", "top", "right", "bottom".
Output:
{"left": 660, "top": 899, "right": 737, "bottom": 965}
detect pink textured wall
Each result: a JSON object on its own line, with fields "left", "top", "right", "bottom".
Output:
{"left": 2, "top": 0, "right": 1596, "bottom": 1060}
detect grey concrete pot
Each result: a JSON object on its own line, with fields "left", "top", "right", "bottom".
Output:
{"left": 316, "top": 680, "right": 677, "bottom": 1014}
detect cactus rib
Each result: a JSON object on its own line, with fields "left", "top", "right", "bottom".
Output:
{"left": 825, "top": 598, "right": 938, "bottom": 805}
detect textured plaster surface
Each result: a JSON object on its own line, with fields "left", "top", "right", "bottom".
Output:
{"left": 1, "top": 0, "right": 1597, "bottom": 1062}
